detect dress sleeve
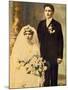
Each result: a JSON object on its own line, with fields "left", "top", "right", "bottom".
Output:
{"left": 33, "top": 44, "right": 40, "bottom": 57}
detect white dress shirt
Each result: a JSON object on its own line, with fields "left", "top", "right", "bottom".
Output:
{"left": 46, "top": 18, "right": 52, "bottom": 27}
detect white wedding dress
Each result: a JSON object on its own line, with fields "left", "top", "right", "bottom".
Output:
{"left": 10, "top": 25, "right": 45, "bottom": 88}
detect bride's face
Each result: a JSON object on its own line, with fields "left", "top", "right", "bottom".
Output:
{"left": 24, "top": 32, "right": 33, "bottom": 41}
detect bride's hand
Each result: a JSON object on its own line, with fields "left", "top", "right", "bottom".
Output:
{"left": 44, "top": 66, "right": 47, "bottom": 71}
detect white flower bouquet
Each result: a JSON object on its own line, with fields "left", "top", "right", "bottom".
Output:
{"left": 18, "top": 55, "right": 47, "bottom": 77}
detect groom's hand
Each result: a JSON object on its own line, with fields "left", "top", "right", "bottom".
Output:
{"left": 57, "top": 58, "right": 62, "bottom": 64}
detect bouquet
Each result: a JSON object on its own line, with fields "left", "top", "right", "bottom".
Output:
{"left": 17, "top": 55, "right": 47, "bottom": 77}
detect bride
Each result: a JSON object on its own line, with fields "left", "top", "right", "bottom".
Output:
{"left": 10, "top": 25, "right": 47, "bottom": 88}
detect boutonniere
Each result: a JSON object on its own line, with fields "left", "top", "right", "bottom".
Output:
{"left": 48, "top": 24, "right": 55, "bottom": 34}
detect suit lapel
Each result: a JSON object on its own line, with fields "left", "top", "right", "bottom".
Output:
{"left": 45, "top": 19, "right": 56, "bottom": 34}
{"left": 47, "top": 19, "right": 53, "bottom": 28}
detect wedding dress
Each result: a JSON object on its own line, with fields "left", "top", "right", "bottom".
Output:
{"left": 10, "top": 25, "right": 46, "bottom": 88}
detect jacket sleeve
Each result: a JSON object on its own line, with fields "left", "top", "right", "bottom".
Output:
{"left": 57, "top": 23, "right": 63, "bottom": 59}
{"left": 37, "top": 22, "right": 46, "bottom": 59}
{"left": 37, "top": 22, "right": 42, "bottom": 43}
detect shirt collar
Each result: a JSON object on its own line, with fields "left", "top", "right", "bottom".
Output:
{"left": 46, "top": 18, "right": 53, "bottom": 27}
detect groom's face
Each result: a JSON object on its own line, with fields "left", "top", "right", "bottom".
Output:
{"left": 44, "top": 6, "right": 54, "bottom": 19}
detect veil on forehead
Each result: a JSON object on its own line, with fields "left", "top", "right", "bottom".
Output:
{"left": 12, "top": 25, "right": 40, "bottom": 54}
{"left": 17, "top": 25, "right": 39, "bottom": 44}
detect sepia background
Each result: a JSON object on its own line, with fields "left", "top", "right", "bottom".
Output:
{"left": 9, "top": 1, "right": 66, "bottom": 86}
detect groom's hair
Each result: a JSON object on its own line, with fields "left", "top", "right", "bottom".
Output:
{"left": 43, "top": 3, "right": 55, "bottom": 12}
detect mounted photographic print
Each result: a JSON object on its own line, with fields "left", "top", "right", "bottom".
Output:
{"left": 9, "top": 1, "right": 66, "bottom": 89}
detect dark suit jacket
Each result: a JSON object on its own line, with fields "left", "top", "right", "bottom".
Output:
{"left": 37, "top": 19, "right": 63, "bottom": 63}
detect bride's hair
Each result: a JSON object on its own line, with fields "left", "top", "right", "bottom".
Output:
{"left": 23, "top": 26, "right": 34, "bottom": 35}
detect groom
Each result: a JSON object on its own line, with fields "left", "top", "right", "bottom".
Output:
{"left": 37, "top": 3, "right": 63, "bottom": 86}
